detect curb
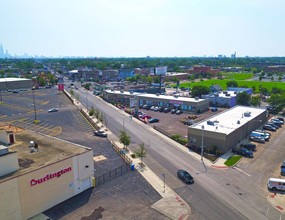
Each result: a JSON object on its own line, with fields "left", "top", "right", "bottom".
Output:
{"left": 211, "top": 165, "right": 228, "bottom": 169}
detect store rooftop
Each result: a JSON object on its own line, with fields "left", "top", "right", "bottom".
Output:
{"left": 191, "top": 106, "right": 266, "bottom": 135}
{"left": 0, "top": 129, "right": 91, "bottom": 183}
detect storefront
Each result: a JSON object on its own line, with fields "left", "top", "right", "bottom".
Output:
{"left": 0, "top": 130, "right": 94, "bottom": 220}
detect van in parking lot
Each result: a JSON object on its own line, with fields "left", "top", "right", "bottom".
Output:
{"left": 268, "top": 178, "right": 285, "bottom": 191}
{"left": 250, "top": 131, "right": 270, "bottom": 141}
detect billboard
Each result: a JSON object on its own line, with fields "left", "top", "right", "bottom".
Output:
{"left": 155, "top": 66, "right": 167, "bottom": 75}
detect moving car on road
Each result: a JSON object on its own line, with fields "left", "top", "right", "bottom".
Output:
{"left": 48, "top": 108, "right": 58, "bottom": 113}
{"left": 177, "top": 170, "right": 194, "bottom": 184}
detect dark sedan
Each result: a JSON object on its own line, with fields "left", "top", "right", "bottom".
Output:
{"left": 177, "top": 170, "right": 194, "bottom": 184}
{"left": 148, "top": 118, "right": 159, "bottom": 123}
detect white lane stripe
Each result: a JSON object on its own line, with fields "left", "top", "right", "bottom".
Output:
{"left": 233, "top": 166, "right": 251, "bottom": 177}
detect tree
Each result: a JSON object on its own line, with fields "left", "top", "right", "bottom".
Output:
{"left": 250, "top": 96, "right": 261, "bottom": 107}
{"left": 267, "top": 94, "right": 285, "bottom": 113}
{"left": 191, "top": 85, "right": 210, "bottom": 98}
{"left": 236, "top": 91, "right": 251, "bottom": 106}
{"left": 119, "top": 129, "right": 131, "bottom": 151}
{"left": 259, "top": 75, "right": 263, "bottom": 81}
{"left": 134, "top": 142, "right": 147, "bottom": 167}
{"left": 271, "top": 87, "right": 283, "bottom": 95}
{"left": 226, "top": 80, "right": 238, "bottom": 88}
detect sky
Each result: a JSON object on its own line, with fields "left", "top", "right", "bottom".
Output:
{"left": 0, "top": 0, "right": 285, "bottom": 57}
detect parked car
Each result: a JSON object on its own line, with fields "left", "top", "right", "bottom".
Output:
{"left": 142, "top": 104, "right": 149, "bottom": 109}
{"left": 94, "top": 130, "right": 108, "bottom": 137}
{"left": 277, "top": 117, "right": 284, "bottom": 122}
{"left": 148, "top": 118, "right": 159, "bottom": 123}
{"left": 139, "top": 114, "right": 151, "bottom": 119}
{"left": 176, "top": 110, "right": 183, "bottom": 115}
{"left": 240, "top": 143, "right": 256, "bottom": 151}
{"left": 154, "top": 106, "right": 160, "bottom": 111}
{"left": 281, "top": 168, "right": 285, "bottom": 176}
{"left": 164, "top": 108, "right": 171, "bottom": 113}
{"left": 158, "top": 106, "right": 164, "bottom": 112}
{"left": 211, "top": 107, "right": 218, "bottom": 112}
{"left": 232, "top": 147, "right": 254, "bottom": 158}
{"left": 177, "top": 170, "right": 194, "bottom": 184}
{"left": 150, "top": 106, "right": 156, "bottom": 111}
{"left": 184, "top": 120, "right": 194, "bottom": 126}
{"left": 48, "top": 108, "right": 58, "bottom": 113}
{"left": 249, "top": 136, "right": 266, "bottom": 143}
{"left": 250, "top": 131, "right": 270, "bottom": 141}
{"left": 255, "top": 129, "right": 271, "bottom": 137}
{"left": 263, "top": 124, "right": 276, "bottom": 132}
{"left": 171, "top": 109, "right": 177, "bottom": 114}
{"left": 266, "top": 122, "right": 280, "bottom": 129}
{"left": 269, "top": 121, "right": 282, "bottom": 128}
{"left": 271, "top": 119, "right": 284, "bottom": 125}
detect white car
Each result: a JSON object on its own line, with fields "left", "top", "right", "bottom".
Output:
{"left": 48, "top": 108, "right": 58, "bottom": 113}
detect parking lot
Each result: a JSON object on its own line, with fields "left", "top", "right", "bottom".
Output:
{"left": 0, "top": 88, "right": 169, "bottom": 219}
{"left": 137, "top": 107, "right": 226, "bottom": 138}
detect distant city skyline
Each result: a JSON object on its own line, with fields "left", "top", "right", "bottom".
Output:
{"left": 1, "top": 0, "right": 285, "bottom": 58}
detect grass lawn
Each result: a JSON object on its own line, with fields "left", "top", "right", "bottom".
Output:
{"left": 224, "top": 155, "right": 242, "bottom": 166}
{"left": 222, "top": 72, "right": 253, "bottom": 80}
{"left": 177, "top": 79, "right": 285, "bottom": 93}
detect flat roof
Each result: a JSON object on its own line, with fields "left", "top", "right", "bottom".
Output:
{"left": 105, "top": 89, "right": 207, "bottom": 103}
{"left": 137, "top": 93, "right": 205, "bottom": 103}
{"left": 0, "top": 129, "right": 91, "bottom": 183}
{"left": 0, "top": 78, "right": 32, "bottom": 82}
{"left": 191, "top": 106, "right": 266, "bottom": 135}
{"left": 105, "top": 89, "right": 141, "bottom": 96}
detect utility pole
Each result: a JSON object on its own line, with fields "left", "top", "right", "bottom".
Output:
{"left": 201, "top": 125, "right": 204, "bottom": 161}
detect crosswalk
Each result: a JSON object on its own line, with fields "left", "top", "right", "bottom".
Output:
{"left": 7, "top": 118, "right": 62, "bottom": 137}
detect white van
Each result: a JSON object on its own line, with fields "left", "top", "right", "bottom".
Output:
{"left": 251, "top": 131, "right": 270, "bottom": 141}
{"left": 268, "top": 178, "right": 285, "bottom": 191}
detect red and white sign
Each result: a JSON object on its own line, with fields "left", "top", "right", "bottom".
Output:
{"left": 30, "top": 167, "right": 72, "bottom": 186}
{"left": 58, "top": 84, "right": 64, "bottom": 91}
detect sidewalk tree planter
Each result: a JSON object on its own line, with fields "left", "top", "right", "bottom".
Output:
{"left": 119, "top": 129, "right": 131, "bottom": 151}
{"left": 135, "top": 142, "right": 147, "bottom": 167}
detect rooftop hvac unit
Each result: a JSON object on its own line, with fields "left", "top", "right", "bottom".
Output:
{"left": 244, "top": 111, "right": 251, "bottom": 117}
{"left": 207, "top": 120, "right": 215, "bottom": 125}
{"left": 195, "top": 97, "right": 199, "bottom": 100}
{"left": 174, "top": 95, "right": 179, "bottom": 98}
{"left": 120, "top": 90, "right": 124, "bottom": 93}
{"left": 226, "top": 94, "right": 230, "bottom": 96}
{"left": 156, "top": 93, "right": 160, "bottom": 96}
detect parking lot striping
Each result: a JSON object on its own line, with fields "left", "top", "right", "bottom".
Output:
{"left": 40, "top": 101, "right": 49, "bottom": 105}
{"left": 27, "top": 109, "right": 43, "bottom": 114}
{"left": 0, "top": 103, "right": 32, "bottom": 112}
{"left": 233, "top": 166, "right": 251, "bottom": 177}
{"left": 48, "top": 126, "right": 62, "bottom": 136}
{"left": 79, "top": 112, "right": 96, "bottom": 130}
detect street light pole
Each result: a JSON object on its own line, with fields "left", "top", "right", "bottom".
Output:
{"left": 32, "top": 89, "right": 37, "bottom": 121}
{"left": 86, "top": 90, "right": 89, "bottom": 111}
{"left": 201, "top": 125, "right": 204, "bottom": 161}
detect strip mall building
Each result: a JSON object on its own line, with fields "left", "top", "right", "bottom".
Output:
{"left": 0, "top": 129, "right": 94, "bottom": 220}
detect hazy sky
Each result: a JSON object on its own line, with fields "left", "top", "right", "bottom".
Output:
{"left": 1, "top": 0, "right": 284, "bottom": 57}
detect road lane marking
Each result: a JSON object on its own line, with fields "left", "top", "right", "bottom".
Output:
{"left": 233, "top": 166, "right": 251, "bottom": 176}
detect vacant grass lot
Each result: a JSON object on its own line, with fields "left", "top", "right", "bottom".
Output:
{"left": 178, "top": 80, "right": 285, "bottom": 93}
{"left": 222, "top": 72, "right": 253, "bottom": 80}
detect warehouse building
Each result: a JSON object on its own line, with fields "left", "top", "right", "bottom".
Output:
{"left": 103, "top": 90, "right": 209, "bottom": 113}
{"left": 0, "top": 78, "right": 33, "bottom": 91}
{"left": 0, "top": 129, "right": 94, "bottom": 220}
{"left": 188, "top": 106, "right": 267, "bottom": 154}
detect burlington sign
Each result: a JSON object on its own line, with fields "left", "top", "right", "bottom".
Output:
{"left": 30, "top": 167, "right": 72, "bottom": 186}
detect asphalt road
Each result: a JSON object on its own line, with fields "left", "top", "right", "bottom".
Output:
{"left": 1, "top": 87, "right": 167, "bottom": 219}
{"left": 71, "top": 85, "right": 285, "bottom": 220}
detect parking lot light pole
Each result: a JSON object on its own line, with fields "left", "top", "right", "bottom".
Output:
{"left": 32, "top": 89, "right": 37, "bottom": 121}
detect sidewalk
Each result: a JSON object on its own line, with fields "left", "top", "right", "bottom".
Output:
{"left": 66, "top": 91, "right": 191, "bottom": 220}
{"left": 267, "top": 192, "right": 285, "bottom": 214}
